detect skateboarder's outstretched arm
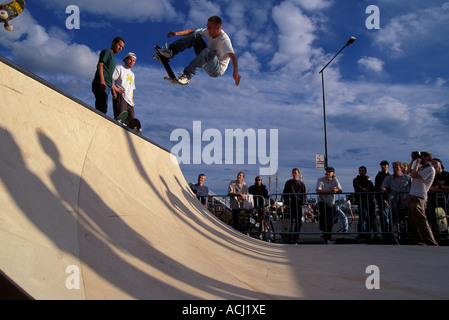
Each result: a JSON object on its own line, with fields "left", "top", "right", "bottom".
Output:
{"left": 228, "top": 52, "right": 241, "bottom": 87}
{"left": 167, "top": 29, "right": 195, "bottom": 38}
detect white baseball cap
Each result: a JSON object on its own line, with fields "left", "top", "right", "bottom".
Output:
{"left": 123, "top": 52, "right": 137, "bottom": 61}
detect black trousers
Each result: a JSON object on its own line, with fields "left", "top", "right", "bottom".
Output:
{"left": 318, "top": 202, "right": 335, "bottom": 242}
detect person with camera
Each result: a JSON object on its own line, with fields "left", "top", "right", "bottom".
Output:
{"left": 406, "top": 151, "right": 438, "bottom": 246}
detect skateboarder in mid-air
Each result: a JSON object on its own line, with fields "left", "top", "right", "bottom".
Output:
{"left": 155, "top": 16, "right": 241, "bottom": 86}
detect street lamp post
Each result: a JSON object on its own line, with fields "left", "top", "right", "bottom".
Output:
{"left": 319, "top": 36, "right": 356, "bottom": 168}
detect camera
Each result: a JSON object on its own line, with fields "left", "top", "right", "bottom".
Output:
{"left": 412, "top": 151, "right": 421, "bottom": 160}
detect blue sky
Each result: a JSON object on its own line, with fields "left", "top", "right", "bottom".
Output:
{"left": 1, "top": 0, "right": 448, "bottom": 195}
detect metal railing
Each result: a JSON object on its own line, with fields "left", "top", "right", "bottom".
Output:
{"left": 425, "top": 191, "right": 449, "bottom": 238}
{"left": 197, "top": 191, "right": 449, "bottom": 245}
{"left": 269, "top": 192, "right": 399, "bottom": 244}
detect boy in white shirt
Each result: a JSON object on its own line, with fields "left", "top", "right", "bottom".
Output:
{"left": 113, "top": 52, "right": 138, "bottom": 129}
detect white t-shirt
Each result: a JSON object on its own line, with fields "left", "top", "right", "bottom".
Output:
{"left": 113, "top": 65, "right": 136, "bottom": 106}
{"left": 316, "top": 177, "right": 342, "bottom": 206}
{"left": 228, "top": 180, "right": 248, "bottom": 209}
{"left": 410, "top": 165, "right": 435, "bottom": 199}
{"left": 197, "top": 28, "right": 234, "bottom": 75}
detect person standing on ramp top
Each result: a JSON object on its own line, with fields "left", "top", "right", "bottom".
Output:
{"left": 155, "top": 16, "right": 241, "bottom": 86}
{"left": 92, "top": 37, "right": 125, "bottom": 114}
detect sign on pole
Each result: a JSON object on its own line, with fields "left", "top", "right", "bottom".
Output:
{"left": 316, "top": 155, "right": 325, "bottom": 169}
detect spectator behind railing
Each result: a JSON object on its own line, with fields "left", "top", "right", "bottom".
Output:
{"left": 375, "top": 160, "right": 391, "bottom": 234}
{"left": 228, "top": 171, "right": 249, "bottom": 232}
{"left": 316, "top": 167, "right": 342, "bottom": 244}
{"left": 282, "top": 168, "right": 306, "bottom": 244}
{"left": 353, "top": 166, "right": 376, "bottom": 238}
{"left": 248, "top": 176, "right": 270, "bottom": 210}
{"left": 381, "top": 161, "right": 412, "bottom": 236}
{"left": 189, "top": 173, "right": 209, "bottom": 207}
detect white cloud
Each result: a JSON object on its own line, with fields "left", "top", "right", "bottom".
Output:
{"left": 354, "top": 96, "right": 408, "bottom": 122}
{"left": 358, "top": 56, "right": 384, "bottom": 73}
{"left": 224, "top": 1, "right": 248, "bottom": 47}
{"left": 38, "top": 0, "right": 179, "bottom": 22}
{"left": 224, "top": 0, "right": 273, "bottom": 48}
{"left": 238, "top": 51, "right": 262, "bottom": 75}
{"left": 0, "top": 11, "right": 97, "bottom": 79}
{"left": 290, "top": 0, "right": 332, "bottom": 11}
{"left": 186, "top": 0, "right": 221, "bottom": 26}
{"left": 270, "top": 2, "right": 318, "bottom": 74}
{"left": 375, "top": 2, "right": 449, "bottom": 55}
{"left": 435, "top": 77, "right": 448, "bottom": 87}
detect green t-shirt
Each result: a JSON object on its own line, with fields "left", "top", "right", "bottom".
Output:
{"left": 92, "top": 49, "right": 116, "bottom": 88}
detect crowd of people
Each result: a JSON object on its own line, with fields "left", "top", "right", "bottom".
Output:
{"left": 189, "top": 153, "right": 449, "bottom": 246}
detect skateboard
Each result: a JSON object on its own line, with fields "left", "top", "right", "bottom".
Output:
{"left": 436, "top": 207, "right": 448, "bottom": 233}
{"left": 128, "top": 118, "right": 142, "bottom": 134}
{"left": 152, "top": 45, "right": 181, "bottom": 86}
{"left": 115, "top": 111, "right": 128, "bottom": 123}
{"left": 0, "top": 0, "right": 25, "bottom": 31}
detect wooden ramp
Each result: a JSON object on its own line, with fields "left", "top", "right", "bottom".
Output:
{"left": 1, "top": 56, "right": 448, "bottom": 300}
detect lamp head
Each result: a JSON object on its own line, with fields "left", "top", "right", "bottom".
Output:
{"left": 345, "top": 36, "right": 356, "bottom": 47}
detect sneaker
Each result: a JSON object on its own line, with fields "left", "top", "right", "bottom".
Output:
{"left": 177, "top": 74, "right": 191, "bottom": 85}
{"left": 155, "top": 45, "right": 174, "bottom": 61}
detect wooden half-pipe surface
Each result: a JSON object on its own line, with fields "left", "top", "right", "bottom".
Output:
{"left": 1, "top": 56, "right": 448, "bottom": 300}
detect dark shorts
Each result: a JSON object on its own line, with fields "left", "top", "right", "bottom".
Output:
{"left": 113, "top": 94, "right": 134, "bottom": 125}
